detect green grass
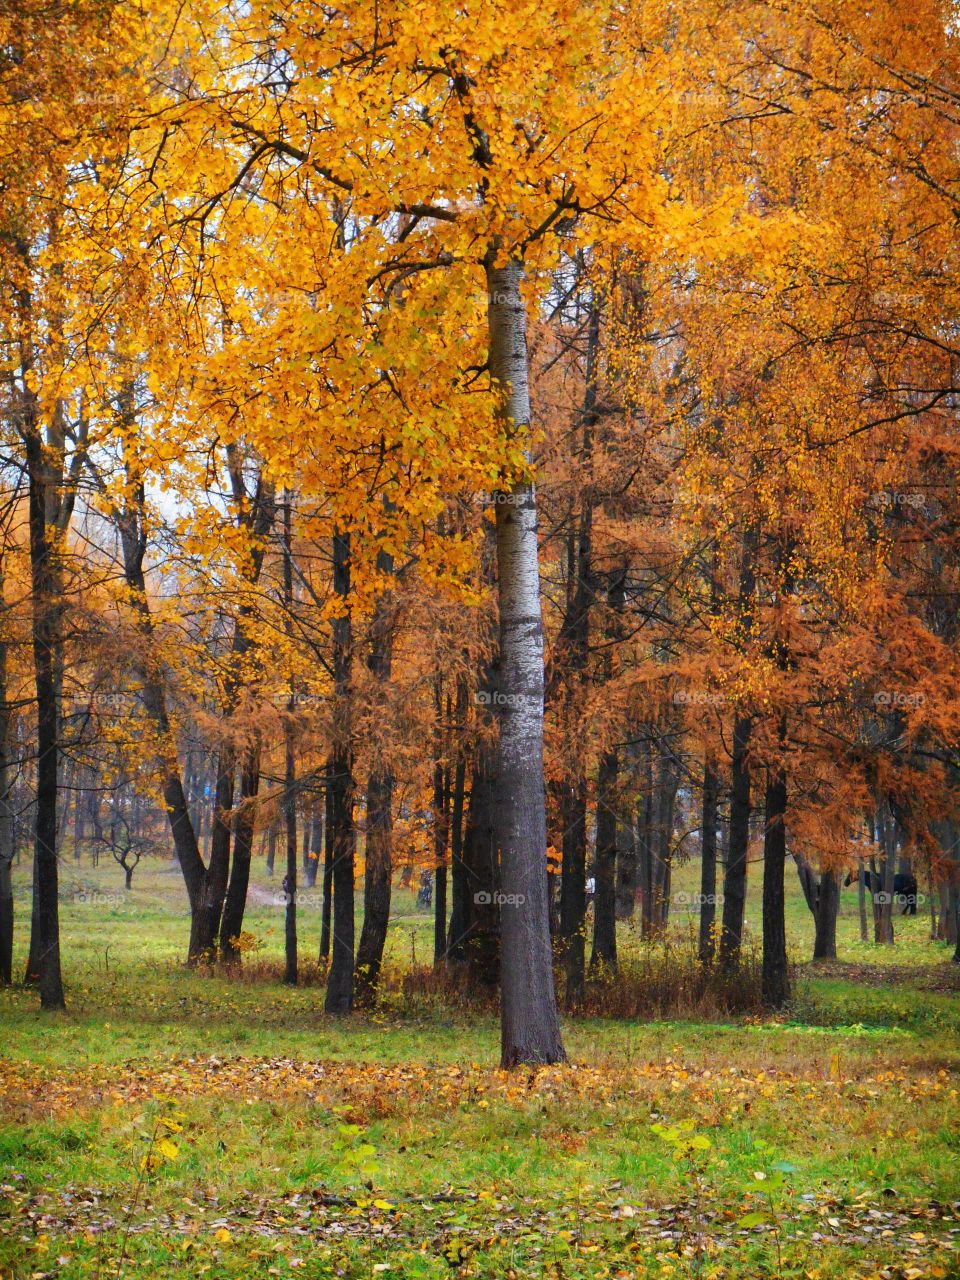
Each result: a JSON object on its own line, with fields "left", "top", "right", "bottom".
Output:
{"left": 1, "top": 853, "right": 958, "bottom": 1278}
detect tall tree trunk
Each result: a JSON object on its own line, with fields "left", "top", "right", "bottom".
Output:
{"left": 266, "top": 817, "right": 278, "bottom": 877}
{"left": 319, "top": 768, "right": 333, "bottom": 962}
{"left": 446, "top": 678, "right": 469, "bottom": 959}
{"left": 761, "top": 731, "right": 789, "bottom": 1008}
{"left": 432, "top": 693, "right": 450, "bottom": 968}
{"left": 857, "top": 854, "right": 869, "bottom": 942}
{"left": 719, "top": 713, "right": 752, "bottom": 972}
{"left": 355, "top": 560, "right": 396, "bottom": 998}
{"left": 453, "top": 740, "right": 500, "bottom": 983}
{"left": 0, "top": 565, "right": 13, "bottom": 986}
{"left": 698, "top": 758, "right": 718, "bottom": 963}
{"left": 590, "top": 566, "right": 625, "bottom": 974}
{"left": 192, "top": 749, "right": 234, "bottom": 960}
{"left": 325, "top": 528, "right": 355, "bottom": 1013}
{"left": 487, "top": 256, "right": 565, "bottom": 1066}
{"left": 283, "top": 727, "right": 298, "bottom": 985}
{"left": 282, "top": 497, "right": 298, "bottom": 985}
{"left": 305, "top": 801, "right": 322, "bottom": 887}
{"left": 590, "top": 746, "right": 619, "bottom": 973}
{"left": 219, "top": 743, "right": 261, "bottom": 963}
{"left": 554, "top": 299, "right": 600, "bottom": 1007}
{"left": 24, "top": 422, "right": 65, "bottom": 1009}
{"left": 813, "top": 869, "right": 839, "bottom": 960}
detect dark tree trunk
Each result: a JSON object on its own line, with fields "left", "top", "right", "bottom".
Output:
{"left": 325, "top": 528, "right": 355, "bottom": 1013}
{"left": 319, "top": 769, "right": 333, "bottom": 962}
{"left": 453, "top": 737, "right": 499, "bottom": 984}
{"left": 24, "top": 421, "right": 65, "bottom": 1009}
{"left": 590, "top": 746, "right": 619, "bottom": 973}
{"left": 114, "top": 481, "right": 214, "bottom": 964}
{"left": 813, "top": 868, "right": 839, "bottom": 960}
{"left": 266, "top": 817, "right": 278, "bottom": 877}
{"left": 283, "top": 496, "right": 298, "bottom": 986}
{"left": 433, "top": 738, "right": 450, "bottom": 967}
{"left": 304, "top": 800, "right": 322, "bottom": 887}
{"left": 191, "top": 749, "right": 234, "bottom": 961}
{"left": 698, "top": 759, "right": 718, "bottom": 963}
{"left": 219, "top": 743, "right": 261, "bottom": 963}
{"left": 719, "top": 713, "right": 752, "bottom": 972}
{"left": 761, "top": 741, "right": 789, "bottom": 1008}
{"left": 283, "top": 729, "right": 298, "bottom": 985}
{"left": 73, "top": 766, "right": 86, "bottom": 863}
{"left": 558, "top": 775, "right": 587, "bottom": 1002}
{"left": 446, "top": 679, "right": 469, "bottom": 959}
{"left": 554, "top": 302, "right": 600, "bottom": 1005}
{"left": 354, "top": 769, "right": 393, "bottom": 1003}
{"left": 0, "top": 571, "right": 12, "bottom": 986}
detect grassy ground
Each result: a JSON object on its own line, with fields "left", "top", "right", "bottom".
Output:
{"left": 1, "top": 855, "right": 959, "bottom": 1279}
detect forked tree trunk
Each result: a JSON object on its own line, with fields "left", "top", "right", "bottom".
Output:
{"left": 487, "top": 256, "right": 565, "bottom": 1067}
{"left": 219, "top": 743, "right": 262, "bottom": 963}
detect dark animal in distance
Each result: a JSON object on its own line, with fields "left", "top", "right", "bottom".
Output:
{"left": 844, "top": 868, "right": 918, "bottom": 915}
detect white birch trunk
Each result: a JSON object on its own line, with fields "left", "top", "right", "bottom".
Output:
{"left": 487, "top": 257, "right": 566, "bottom": 1066}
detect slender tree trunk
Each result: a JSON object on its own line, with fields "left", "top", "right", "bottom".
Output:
{"left": 590, "top": 567, "right": 624, "bottom": 973}
{"left": 0, "top": 567, "right": 13, "bottom": 985}
{"left": 266, "top": 817, "right": 278, "bottom": 877}
{"left": 283, "top": 729, "right": 298, "bottom": 985}
{"left": 354, "top": 549, "right": 397, "bottom": 995}
{"left": 283, "top": 497, "right": 298, "bottom": 986}
{"left": 319, "top": 770, "right": 333, "bottom": 963}
{"left": 590, "top": 746, "right": 619, "bottom": 973}
{"left": 698, "top": 759, "right": 718, "bottom": 963}
{"left": 487, "top": 256, "right": 565, "bottom": 1066}
{"left": 857, "top": 855, "right": 869, "bottom": 941}
{"left": 761, "top": 735, "right": 789, "bottom": 1008}
{"left": 219, "top": 743, "right": 261, "bottom": 963}
{"left": 446, "top": 678, "right": 469, "bottom": 960}
{"left": 305, "top": 801, "right": 322, "bottom": 888}
{"left": 555, "top": 300, "right": 600, "bottom": 1006}
{"left": 325, "top": 528, "right": 355, "bottom": 1013}
{"left": 433, "top": 718, "right": 450, "bottom": 968}
{"left": 719, "top": 713, "right": 752, "bottom": 972}
{"left": 24, "top": 423, "right": 65, "bottom": 1009}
